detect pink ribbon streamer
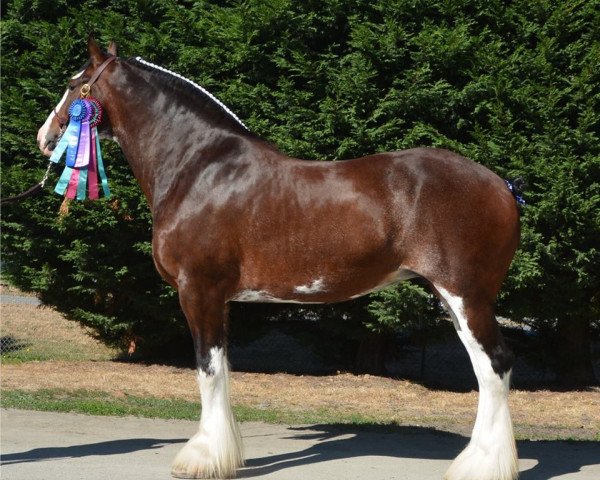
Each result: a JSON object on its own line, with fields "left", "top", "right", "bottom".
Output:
{"left": 66, "top": 168, "right": 80, "bottom": 199}
{"left": 88, "top": 129, "right": 100, "bottom": 199}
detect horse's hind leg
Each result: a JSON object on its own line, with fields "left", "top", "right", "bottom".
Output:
{"left": 435, "top": 286, "right": 518, "bottom": 480}
{"left": 171, "top": 282, "right": 243, "bottom": 479}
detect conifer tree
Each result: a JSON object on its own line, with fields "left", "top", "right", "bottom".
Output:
{"left": 2, "top": 0, "right": 597, "bottom": 384}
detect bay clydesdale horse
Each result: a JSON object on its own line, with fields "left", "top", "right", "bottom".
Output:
{"left": 37, "top": 38, "right": 521, "bottom": 480}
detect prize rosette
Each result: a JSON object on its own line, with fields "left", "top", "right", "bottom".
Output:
{"left": 87, "top": 98, "right": 103, "bottom": 128}
{"left": 52, "top": 98, "right": 110, "bottom": 200}
{"left": 68, "top": 99, "right": 90, "bottom": 121}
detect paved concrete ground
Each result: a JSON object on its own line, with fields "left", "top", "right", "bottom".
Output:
{"left": 1, "top": 409, "right": 598, "bottom": 479}
{"left": 0, "top": 295, "right": 40, "bottom": 305}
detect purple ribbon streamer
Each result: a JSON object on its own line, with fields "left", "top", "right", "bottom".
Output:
{"left": 74, "top": 119, "right": 91, "bottom": 168}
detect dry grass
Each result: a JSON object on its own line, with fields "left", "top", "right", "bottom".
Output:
{"left": 1, "top": 287, "right": 599, "bottom": 440}
{"left": 1, "top": 301, "right": 116, "bottom": 362}
{"left": 0, "top": 284, "right": 37, "bottom": 296}
{"left": 2, "top": 360, "right": 599, "bottom": 440}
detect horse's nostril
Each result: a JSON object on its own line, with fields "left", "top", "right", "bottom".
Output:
{"left": 43, "top": 138, "right": 56, "bottom": 152}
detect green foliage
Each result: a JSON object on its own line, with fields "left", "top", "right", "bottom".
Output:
{"left": 1, "top": 1, "right": 189, "bottom": 355}
{"left": 2, "top": 0, "right": 598, "bottom": 366}
{"left": 367, "top": 282, "right": 445, "bottom": 336}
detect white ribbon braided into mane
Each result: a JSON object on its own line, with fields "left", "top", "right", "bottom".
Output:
{"left": 134, "top": 56, "right": 248, "bottom": 130}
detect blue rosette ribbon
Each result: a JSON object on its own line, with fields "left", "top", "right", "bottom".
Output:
{"left": 65, "top": 99, "right": 89, "bottom": 168}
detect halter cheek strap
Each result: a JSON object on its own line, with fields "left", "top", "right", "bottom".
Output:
{"left": 80, "top": 55, "right": 117, "bottom": 97}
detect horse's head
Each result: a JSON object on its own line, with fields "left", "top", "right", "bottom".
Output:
{"left": 37, "top": 36, "right": 118, "bottom": 157}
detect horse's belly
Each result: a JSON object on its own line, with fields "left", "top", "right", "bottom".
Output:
{"left": 230, "top": 267, "right": 416, "bottom": 304}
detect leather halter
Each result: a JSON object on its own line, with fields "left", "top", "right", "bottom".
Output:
{"left": 53, "top": 106, "right": 68, "bottom": 127}
{"left": 54, "top": 56, "right": 117, "bottom": 127}
{"left": 80, "top": 55, "right": 117, "bottom": 97}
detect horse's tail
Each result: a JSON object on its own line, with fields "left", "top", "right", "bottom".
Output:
{"left": 505, "top": 177, "right": 526, "bottom": 206}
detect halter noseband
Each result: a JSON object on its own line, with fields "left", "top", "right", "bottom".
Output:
{"left": 53, "top": 106, "right": 68, "bottom": 128}
{"left": 54, "top": 55, "right": 117, "bottom": 127}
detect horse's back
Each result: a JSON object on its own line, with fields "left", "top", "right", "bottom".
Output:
{"left": 331, "top": 147, "right": 519, "bottom": 252}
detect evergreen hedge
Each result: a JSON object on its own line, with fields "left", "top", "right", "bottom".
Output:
{"left": 2, "top": 0, "right": 598, "bottom": 383}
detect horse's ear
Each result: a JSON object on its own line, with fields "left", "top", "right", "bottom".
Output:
{"left": 87, "top": 34, "right": 106, "bottom": 66}
{"left": 107, "top": 41, "right": 118, "bottom": 56}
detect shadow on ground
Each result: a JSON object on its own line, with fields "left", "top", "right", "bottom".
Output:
{"left": 2, "top": 423, "right": 597, "bottom": 479}
{"left": 240, "top": 424, "right": 599, "bottom": 479}
{"left": 0, "top": 438, "right": 185, "bottom": 465}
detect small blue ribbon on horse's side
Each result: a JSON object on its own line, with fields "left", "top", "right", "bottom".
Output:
{"left": 505, "top": 179, "right": 526, "bottom": 206}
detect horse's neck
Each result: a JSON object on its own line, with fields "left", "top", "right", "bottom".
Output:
{"left": 106, "top": 71, "right": 250, "bottom": 212}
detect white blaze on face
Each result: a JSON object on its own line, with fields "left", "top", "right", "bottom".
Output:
{"left": 37, "top": 90, "right": 67, "bottom": 156}
{"left": 37, "top": 68, "right": 85, "bottom": 157}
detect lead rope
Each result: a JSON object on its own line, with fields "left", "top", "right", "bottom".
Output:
{"left": 0, "top": 161, "right": 54, "bottom": 205}
{"left": 40, "top": 161, "right": 53, "bottom": 188}
{"left": 1, "top": 122, "right": 66, "bottom": 206}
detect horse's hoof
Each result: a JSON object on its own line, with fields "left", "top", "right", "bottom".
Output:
{"left": 444, "top": 441, "right": 518, "bottom": 480}
{"left": 171, "top": 430, "right": 242, "bottom": 479}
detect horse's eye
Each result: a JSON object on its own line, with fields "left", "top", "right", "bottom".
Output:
{"left": 68, "top": 84, "right": 76, "bottom": 91}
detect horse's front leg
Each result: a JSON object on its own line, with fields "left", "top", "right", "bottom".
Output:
{"left": 171, "top": 283, "right": 243, "bottom": 479}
